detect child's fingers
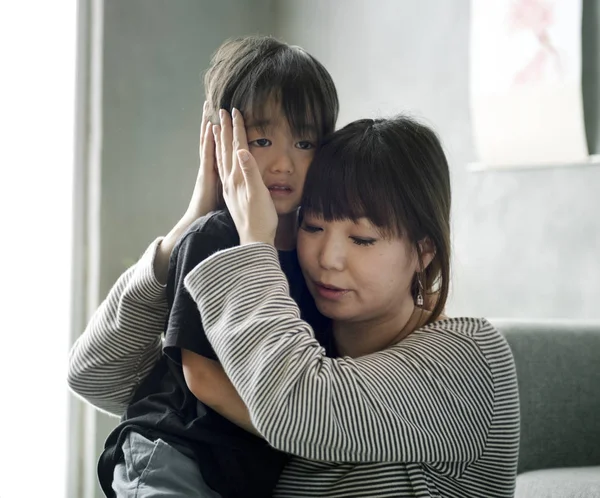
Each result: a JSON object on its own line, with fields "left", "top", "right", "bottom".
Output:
{"left": 198, "top": 101, "right": 208, "bottom": 157}
{"left": 201, "top": 120, "right": 214, "bottom": 166}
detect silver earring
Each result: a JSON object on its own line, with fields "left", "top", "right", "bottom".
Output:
{"left": 416, "top": 273, "right": 424, "bottom": 307}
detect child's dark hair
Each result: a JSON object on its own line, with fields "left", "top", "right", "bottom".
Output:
{"left": 204, "top": 35, "right": 339, "bottom": 141}
{"left": 300, "top": 116, "right": 452, "bottom": 323}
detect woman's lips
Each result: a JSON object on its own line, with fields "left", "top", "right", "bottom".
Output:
{"left": 313, "top": 282, "right": 350, "bottom": 301}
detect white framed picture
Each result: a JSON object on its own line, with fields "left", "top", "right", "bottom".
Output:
{"left": 470, "top": 0, "right": 588, "bottom": 168}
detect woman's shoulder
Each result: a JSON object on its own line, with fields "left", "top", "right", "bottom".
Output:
{"left": 419, "top": 316, "right": 496, "bottom": 338}
{"left": 407, "top": 316, "right": 515, "bottom": 373}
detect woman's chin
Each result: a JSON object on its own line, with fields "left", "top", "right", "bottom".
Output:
{"left": 314, "top": 299, "right": 355, "bottom": 322}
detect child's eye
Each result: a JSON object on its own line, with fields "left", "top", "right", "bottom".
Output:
{"left": 295, "top": 141, "right": 315, "bottom": 150}
{"left": 300, "top": 223, "right": 322, "bottom": 233}
{"left": 249, "top": 138, "right": 272, "bottom": 147}
{"left": 351, "top": 237, "right": 376, "bottom": 247}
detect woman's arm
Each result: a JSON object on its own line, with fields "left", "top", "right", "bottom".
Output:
{"left": 67, "top": 239, "right": 168, "bottom": 416}
{"left": 185, "top": 244, "right": 497, "bottom": 464}
{"left": 67, "top": 223, "right": 209, "bottom": 417}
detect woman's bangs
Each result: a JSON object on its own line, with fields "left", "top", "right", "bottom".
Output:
{"left": 301, "top": 140, "right": 407, "bottom": 239}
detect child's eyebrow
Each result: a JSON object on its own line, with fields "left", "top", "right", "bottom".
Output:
{"left": 245, "top": 119, "right": 318, "bottom": 138}
{"left": 295, "top": 124, "right": 318, "bottom": 137}
{"left": 245, "top": 119, "right": 272, "bottom": 132}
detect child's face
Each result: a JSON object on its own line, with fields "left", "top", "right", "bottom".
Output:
{"left": 245, "top": 99, "right": 317, "bottom": 217}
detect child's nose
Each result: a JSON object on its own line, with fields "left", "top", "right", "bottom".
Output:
{"left": 270, "top": 153, "right": 294, "bottom": 174}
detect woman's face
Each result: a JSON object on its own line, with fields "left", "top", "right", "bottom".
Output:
{"left": 297, "top": 214, "right": 421, "bottom": 324}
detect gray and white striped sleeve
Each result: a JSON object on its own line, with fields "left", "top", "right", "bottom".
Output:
{"left": 184, "top": 243, "right": 495, "bottom": 464}
{"left": 67, "top": 238, "right": 167, "bottom": 416}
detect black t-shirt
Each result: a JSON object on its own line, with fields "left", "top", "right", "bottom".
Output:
{"left": 97, "top": 210, "right": 332, "bottom": 498}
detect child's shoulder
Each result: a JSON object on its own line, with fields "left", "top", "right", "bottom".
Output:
{"left": 173, "top": 209, "right": 239, "bottom": 257}
{"left": 181, "top": 209, "right": 237, "bottom": 242}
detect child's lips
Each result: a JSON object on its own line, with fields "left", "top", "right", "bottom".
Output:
{"left": 268, "top": 183, "right": 293, "bottom": 196}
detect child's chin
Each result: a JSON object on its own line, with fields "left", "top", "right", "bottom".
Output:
{"left": 274, "top": 202, "right": 300, "bottom": 217}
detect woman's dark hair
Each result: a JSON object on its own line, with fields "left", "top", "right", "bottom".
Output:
{"left": 204, "top": 35, "right": 339, "bottom": 141}
{"left": 300, "top": 116, "right": 451, "bottom": 323}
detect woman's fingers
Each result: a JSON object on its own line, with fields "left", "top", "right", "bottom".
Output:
{"left": 212, "top": 124, "right": 224, "bottom": 182}
{"left": 232, "top": 108, "right": 249, "bottom": 153}
{"left": 211, "top": 108, "right": 277, "bottom": 246}
{"left": 237, "top": 148, "right": 265, "bottom": 195}
{"left": 231, "top": 108, "right": 249, "bottom": 185}
{"left": 219, "top": 109, "right": 234, "bottom": 180}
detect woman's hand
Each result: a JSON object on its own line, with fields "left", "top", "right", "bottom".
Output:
{"left": 153, "top": 102, "right": 219, "bottom": 284}
{"left": 213, "top": 108, "right": 278, "bottom": 246}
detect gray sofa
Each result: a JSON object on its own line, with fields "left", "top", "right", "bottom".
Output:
{"left": 493, "top": 320, "right": 600, "bottom": 498}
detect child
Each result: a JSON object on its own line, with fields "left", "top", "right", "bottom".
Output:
{"left": 96, "top": 35, "right": 338, "bottom": 498}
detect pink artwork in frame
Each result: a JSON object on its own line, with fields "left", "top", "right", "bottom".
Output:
{"left": 469, "top": 0, "right": 588, "bottom": 167}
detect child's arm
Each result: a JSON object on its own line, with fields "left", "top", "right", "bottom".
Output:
{"left": 162, "top": 215, "right": 238, "bottom": 364}
{"left": 68, "top": 107, "right": 220, "bottom": 416}
{"left": 161, "top": 219, "right": 262, "bottom": 435}
{"left": 67, "top": 239, "right": 168, "bottom": 416}
{"left": 181, "top": 349, "right": 259, "bottom": 436}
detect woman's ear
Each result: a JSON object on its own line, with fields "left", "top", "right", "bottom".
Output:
{"left": 417, "top": 237, "right": 436, "bottom": 271}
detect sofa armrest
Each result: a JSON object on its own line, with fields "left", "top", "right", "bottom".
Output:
{"left": 492, "top": 319, "right": 600, "bottom": 474}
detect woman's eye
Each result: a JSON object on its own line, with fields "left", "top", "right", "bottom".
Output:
{"left": 300, "top": 224, "right": 321, "bottom": 233}
{"left": 351, "top": 237, "right": 376, "bottom": 247}
{"left": 296, "top": 141, "right": 315, "bottom": 150}
{"left": 249, "top": 138, "right": 272, "bottom": 147}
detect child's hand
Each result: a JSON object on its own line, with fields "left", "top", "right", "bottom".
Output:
{"left": 154, "top": 101, "right": 220, "bottom": 284}
{"left": 213, "top": 108, "right": 278, "bottom": 246}
{"left": 184, "top": 100, "right": 220, "bottom": 220}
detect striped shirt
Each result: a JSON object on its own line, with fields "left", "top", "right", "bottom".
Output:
{"left": 68, "top": 239, "right": 167, "bottom": 416}
{"left": 185, "top": 243, "right": 520, "bottom": 498}
{"left": 68, "top": 239, "right": 520, "bottom": 497}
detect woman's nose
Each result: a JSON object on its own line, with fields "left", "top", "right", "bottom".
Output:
{"left": 318, "top": 238, "right": 345, "bottom": 271}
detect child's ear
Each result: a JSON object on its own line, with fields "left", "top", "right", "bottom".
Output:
{"left": 417, "top": 237, "right": 436, "bottom": 271}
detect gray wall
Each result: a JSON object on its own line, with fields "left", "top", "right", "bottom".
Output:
{"left": 275, "top": 0, "right": 600, "bottom": 319}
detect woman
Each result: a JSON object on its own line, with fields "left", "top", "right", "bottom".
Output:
{"left": 69, "top": 112, "right": 519, "bottom": 497}
{"left": 182, "top": 111, "right": 520, "bottom": 497}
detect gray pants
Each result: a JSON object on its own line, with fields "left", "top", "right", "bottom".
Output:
{"left": 112, "top": 431, "right": 222, "bottom": 498}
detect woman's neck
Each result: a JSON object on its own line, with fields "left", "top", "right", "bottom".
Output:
{"left": 332, "top": 301, "right": 431, "bottom": 358}
{"left": 274, "top": 212, "right": 298, "bottom": 251}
